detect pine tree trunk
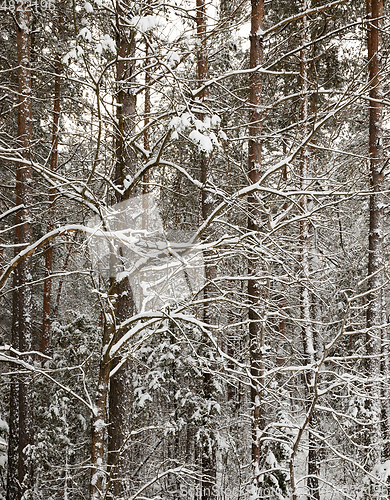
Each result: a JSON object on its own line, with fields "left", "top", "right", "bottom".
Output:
{"left": 366, "top": 0, "right": 384, "bottom": 469}
{"left": 105, "top": 3, "right": 137, "bottom": 497}
{"left": 196, "top": 2, "right": 217, "bottom": 498}
{"left": 299, "top": 2, "right": 320, "bottom": 499}
{"left": 248, "top": 0, "right": 264, "bottom": 490}
{"left": 107, "top": 280, "right": 134, "bottom": 498}
{"left": 15, "top": 1, "right": 34, "bottom": 497}
{"left": 114, "top": 1, "right": 136, "bottom": 205}
{"left": 41, "top": 52, "right": 61, "bottom": 356}
{"left": 90, "top": 315, "right": 113, "bottom": 500}
{"left": 6, "top": 273, "right": 20, "bottom": 500}
{"left": 142, "top": 21, "right": 150, "bottom": 231}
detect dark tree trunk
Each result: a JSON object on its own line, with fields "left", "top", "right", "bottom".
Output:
{"left": 142, "top": 25, "right": 150, "bottom": 231}
{"left": 366, "top": 0, "right": 384, "bottom": 468}
{"left": 107, "top": 280, "right": 134, "bottom": 498}
{"left": 299, "top": 2, "right": 320, "bottom": 499}
{"left": 248, "top": 0, "right": 264, "bottom": 489}
{"left": 114, "top": 0, "right": 136, "bottom": 205}
{"left": 41, "top": 52, "right": 61, "bottom": 356}
{"left": 15, "top": 1, "right": 34, "bottom": 497}
{"left": 90, "top": 315, "right": 113, "bottom": 500}
{"left": 196, "top": 2, "right": 217, "bottom": 499}
{"left": 89, "top": 3, "right": 137, "bottom": 498}
{"left": 105, "top": 3, "right": 137, "bottom": 498}
{"left": 6, "top": 273, "right": 20, "bottom": 500}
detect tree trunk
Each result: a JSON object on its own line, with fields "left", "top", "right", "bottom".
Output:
{"left": 298, "top": 2, "right": 320, "bottom": 499}
{"left": 248, "top": 0, "right": 264, "bottom": 491}
{"left": 107, "top": 279, "right": 134, "bottom": 499}
{"left": 90, "top": 313, "right": 113, "bottom": 500}
{"left": 142, "top": 22, "right": 150, "bottom": 231}
{"left": 105, "top": 3, "right": 137, "bottom": 497}
{"left": 196, "top": 2, "right": 217, "bottom": 499}
{"left": 366, "top": 0, "right": 384, "bottom": 469}
{"left": 90, "top": 1, "right": 138, "bottom": 494}
{"left": 6, "top": 276, "right": 20, "bottom": 500}
{"left": 15, "top": 1, "right": 34, "bottom": 497}
{"left": 114, "top": 1, "right": 136, "bottom": 205}
{"left": 41, "top": 52, "right": 61, "bottom": 356}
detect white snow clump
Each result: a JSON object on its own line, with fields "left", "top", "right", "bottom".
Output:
{"left": 189, "top": 130, "right": 213, "bottom": 153}
{"left": 93, "top": 419, "right": 106, "bottom": 432}
{"left": 95, "top": 35, "right": 117, "bottom": 55}
{"left": 84, "top": 1, "right": 93, "bottom": 13}
{"left": 62, "top": 46, "right": 84, "bottom": 64}
{"left": 373, "top": 460, "right": 390, "bottom": 481}
{"left": 130, "top": 15, "right": 162, "bottom": 32}
{"left": 166, "top": 50, "right": 181, "bottom": 67}
{"left": 169, "top": 111, "right": 224, "bottom": 152}
{"left": 79, "top": 27, "right": 92, "bottom": 42}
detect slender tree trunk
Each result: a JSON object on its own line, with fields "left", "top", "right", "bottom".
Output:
{"left": 90, "top": 1, "right": 138, "bottom": 494}
{"left": 298, "top": 3, "right": 320, "bottom": 499}
{"left": 196, "top": 2, "right": 217, "bottom": 499}
{"left": 15, "top": 1, "right": 34, "bottom": 497}
{"left": 142, "top": 22, "right": 150, "bottom": 231}
{"left": 107, "top": 279, "right": 134, "bottom": 498}
{"left": 6, "top": 277, "right": 20, "bottom": 500}
{"left": 53, "top": 235, "right": 75, "bottom": 317}
{"left": 41, "top": 52, "right": 61, "bottom": 356}
{"left": 90, "top": 311, "right": 113, "bottom": 500}
{"left": 6, "top": 63, "right": 23, "bottom": 497}
{"left": 366, "top": 0, "right": 384, "bottom": 470}
{"left": 105, "top": 3, "right": 137, "bottom": 497}
{"left": 248, "top": 0, "right": 264, "bottom": 491}
{"left": 114, "top": 1, "right": 136, "bottom": 205}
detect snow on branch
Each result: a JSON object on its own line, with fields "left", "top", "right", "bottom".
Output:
{"left": 0, "top": 345, "right": 95, "bottom": 414}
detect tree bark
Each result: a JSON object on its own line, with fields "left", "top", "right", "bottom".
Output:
{"left": 248, "top": 0, "right": 264, "bottom": 491}
{"left": 15, "top": 1, "right": 34, "bottom": 497}
{"left": 6, "top": 277, "right": 20, "bottom": 500}
{"left": 41, "top": 52, "right": 61, "bottom": 356}
{"left": 114, "top": 1, "right": 136, "bottom": 205}
{"left": 196, "top": 2, "right": 217, "bottom": 499}
{"left": 366, "top": 0, "right": 384, "bottom": 469}
{"left": 90, "top": 313, "right": 113, "bottom": 500}
{"left": 142, "top": 21, "right": 150, "bottom": 231}
{"left": 107, "top": 279, "right": 134, "bottom": 499}
{"left": 298, "top": 2, "right": 320, "bottom": 499}
{"left": 105, "top": 3, "right": 137, "bottom": 498}
{"left": 90, "top": 1, "right": 138, "bottom": 494}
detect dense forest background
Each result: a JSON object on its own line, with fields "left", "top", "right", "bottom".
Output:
{"left": 0, "top": 0, "right": 389, "bottom": 499}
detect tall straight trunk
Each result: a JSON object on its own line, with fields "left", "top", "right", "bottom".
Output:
{"left": 114, "top": 1, "right": 136, "bottom": 205}
{"left": 90, "top": 0, "right": 137, "bottom": 493}
{"left": 90, "top": 243, "right": 133, "bottom": 500}
{"left": 15, "top": 1, "right": 34, "bottom": 497}
{"left": 107, "top": 276, "right": 134, "bottom": 499}
{"left": 196, "top": 2, "right": 217, "bottom": 499}
{"left": 6, "top": 67, "right": 23, "bottom": 498}
{"left": 53, "top": 235, "right": 75, "bottom": 317}
{"left": 41, "top": 52, "right": 61, "bottom": 356}
{"left": 6, "top": 276, "right": 20, "bottom": 500}
{"left": 298, "top": 3, "right": 320, "bottom": 499}
{"left": 105, "top": 3, "right": 137, "bottom": 498}
{"left": 248, "top": 0, "right": 264, "bottom": 490}
{"left": 90, "top": 313, "right": 113, "bottom": 500}
{"left": 142, "top": 26, "right": 150, "bottom": 231}
{"left": 366, "top": 0, "right": 384, "bottom": 467}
